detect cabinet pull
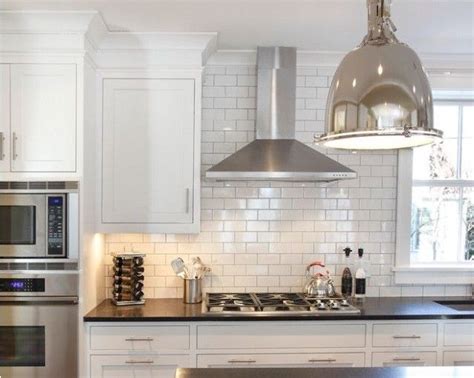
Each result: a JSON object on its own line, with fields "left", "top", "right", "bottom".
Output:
{"left": 186, "top": 188, "right": 190, "bottom": 213}
{"left": 12, "top": 132, "right": 18, "bottom": 160}
{"left": 125, "top": 337, "right": 154, "bottom": 342}
{"left": 228, "top": 359, "right": 256, "bottom": 364}
{"left": 0, "top": 132, "right": 4, "bottom": 160}
{"left": 308, "top": 358, "right": 337, "bottom": 363}
{"left": 125, "top": 359, "right": 154, "bottom": 364}
{"left": 393, "top": 335, "right": 421, "bottom": 339}
{"left": 392, "top": 357, "right": 421, "bottom": 362}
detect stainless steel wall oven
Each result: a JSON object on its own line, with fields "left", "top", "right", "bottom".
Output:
{"left": 0, "top": 273, "right": 78, "bottom": 378}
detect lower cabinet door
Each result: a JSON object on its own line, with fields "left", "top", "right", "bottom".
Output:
{"left": 197, "top": 353, "right": 365, "bottom": 368}
{"left": 372, "top": 352, "right": 437, "bottom": 367}
{"left": 90, "top": 354, "right": 190, "bottom": 378}
{"left": 443, "top": 350, "right": 474, "bottom": 366}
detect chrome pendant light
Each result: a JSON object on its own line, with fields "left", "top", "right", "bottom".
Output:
{"left": 316, "top": 0, "right": 443, "bottom": 150}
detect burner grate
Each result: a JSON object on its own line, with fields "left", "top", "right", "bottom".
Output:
{"left": 206, "top": 293, "right": 258, "bottom": 311}
{"left": 255, "top": 293, "right": 310, "bottom": 309}
{"left": 204, "top": 292, "right": 361, "bottom": 315}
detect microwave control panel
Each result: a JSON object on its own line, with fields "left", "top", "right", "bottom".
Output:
{"left": 47, "top": 196, "right": 66, "bottom": 257}
{"left": 0, "top": 278, "right": 45, "bottom": 292}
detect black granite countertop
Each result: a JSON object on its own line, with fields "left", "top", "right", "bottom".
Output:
{"left": 84, "top": 296, "right": 474, "bottom": 322}
{"left": 175, "top": 367, "right": 474, "bottom": 378}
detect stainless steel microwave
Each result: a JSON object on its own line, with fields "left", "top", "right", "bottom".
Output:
{"left": 0, "top": 192, "right": 78, "bottom": 259}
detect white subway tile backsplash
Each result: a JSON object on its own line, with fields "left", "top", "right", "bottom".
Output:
{"left": 103, "top": 63, "right": 469, "bottom": 299}
{"left": 237, "top": 75, "right": 256, "bottom": 86}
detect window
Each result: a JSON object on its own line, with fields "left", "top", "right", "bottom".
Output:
{"left": 410, "top": 102, "right": 474, "bottom": 263}
{"left": 395, "top": 100, "right": 474, "bottom": 283}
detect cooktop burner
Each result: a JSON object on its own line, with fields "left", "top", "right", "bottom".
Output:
{"left": 206, "top": 293, "right": 258, "bottom": 312}
{"left": 203, "top": 293, "right": 360, "bottom": 315}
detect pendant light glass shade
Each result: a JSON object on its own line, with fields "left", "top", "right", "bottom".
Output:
{"left": 316, "top": 0, "right": 443, "bottom": 150}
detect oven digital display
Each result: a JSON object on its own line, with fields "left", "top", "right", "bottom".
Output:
{"left": 48, "top": 196, "right": 63, "bottom": 206}
{"left": 10, "top": 281, "right": 25, "bottom": 289}
{"left": 0, "top": 278, "right": 45, "bottom": 292}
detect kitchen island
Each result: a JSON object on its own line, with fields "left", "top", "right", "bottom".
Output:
{"left": 175, "top": 367, "right": 474, "bottom": 378}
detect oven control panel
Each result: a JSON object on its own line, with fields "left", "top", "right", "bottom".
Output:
{"left": 0, "top": 278, "right": 45, "bottom": 292}
{"left": 47, "top": 195, "right": 66, "bottom": 257}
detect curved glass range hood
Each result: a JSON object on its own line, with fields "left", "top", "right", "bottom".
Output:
{"left": 316, "top": 0, "right": 443, "bottom": 150}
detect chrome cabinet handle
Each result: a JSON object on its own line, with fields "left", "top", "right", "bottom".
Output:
{"left": 392, "top": 358, "right": 421, "bottom": 362}
{"left": 393, "top": 335, "right": 421, "bottom": 339}
{"left": 0, "top": 132, "right": 4, "bottom": 160}
{"left": 308, "top": 358, "right": 337, "bottom": 363}
{"left": 12, "top": 132, "right": 18, "bottom": 160}
{"left": 125, "top": 337, "right": 154, "bottom": 342}
{"left": 228, "top": 359, "right": 256, "bottom": 364}
{"left": 125, "top": 359, "right": 154, "bottom": 364}
{"left": 186, "top": 188, "right": 190, "bottom": 213}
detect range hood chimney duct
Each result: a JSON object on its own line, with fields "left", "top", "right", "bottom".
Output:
{"left": 206, "top": 46, "right": 356, "bottom": 182}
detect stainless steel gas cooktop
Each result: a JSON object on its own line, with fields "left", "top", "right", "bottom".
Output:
{"left": 202, "top": 293, "right": 361, "bottom": 316}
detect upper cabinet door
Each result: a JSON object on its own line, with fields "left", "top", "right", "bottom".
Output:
{"left": 10, "top": 64, "right": 77, "bottom": 172}
{"left": 0, "top": 65, "right": 10, "bottom": 172}
{"left": 102, "top": 78, "right": 195, "bottom": 225}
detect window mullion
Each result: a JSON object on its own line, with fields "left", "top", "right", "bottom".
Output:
{"left": 458, "top": 187, "right": 465, "bottom": 262}
{"left": 457, "top": 104, "right": 463, "bottom": 179}
{"left": 457, "top": 105, "right": 464, "bottom": 262}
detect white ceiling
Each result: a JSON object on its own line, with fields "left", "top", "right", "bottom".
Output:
{"left": 1, "top": 0, "right": 473, "bottom": 54}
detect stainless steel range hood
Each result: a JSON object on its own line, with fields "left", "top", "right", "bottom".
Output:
{"left": 206, "top": 46, "right": 356, "bottom": 182}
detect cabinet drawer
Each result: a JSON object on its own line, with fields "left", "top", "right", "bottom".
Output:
{"left": 90, "top": 354, "right": 191, "bottom": 378}
{"left": 372, "top": 323, "right": 437, "bottom": 347}
{"left": 197, "top": 323, "right": 366, "bottom": 349}
{"left": 444, "top": 323, "right": 474, "bottom": 346}
{"left": 90, "top": 325, "right": 190, "bottom": 351}
{"left": 198, "top": 352, "right": 365, "bottom": 368}
{"left": 443, "top": 351, "right": 474, "bottom": 366}
{"left": 372, "top": 352, "right": 437, "bottom": 367}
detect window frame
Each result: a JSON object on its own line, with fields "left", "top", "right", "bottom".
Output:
{"left": 395, "top": 99, "right": 474, "bottom": 284}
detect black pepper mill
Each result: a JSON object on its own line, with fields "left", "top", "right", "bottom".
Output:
{"left": 341, "top": 247, "right": 353, "bottom": 297}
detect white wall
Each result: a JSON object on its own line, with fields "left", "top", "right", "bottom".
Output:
{"left": 103, "top": 62, "right": 472, "bottom": 298}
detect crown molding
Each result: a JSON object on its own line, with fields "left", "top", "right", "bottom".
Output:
{"left": 0, "top": 11, "right": 470, "bottom": 71}
{"left": 0, "top": 11, "right": 218, "bottom": 69}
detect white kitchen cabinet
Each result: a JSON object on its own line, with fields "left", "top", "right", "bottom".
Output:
{"left": 0, "top": 64, "right": 10, "bottom": 172}
{"left": 197, "top": 353, "right": 365, "bottom": 368}
{"left": 10, "top": 64, "right": 77, "bottom": 172}
{"left": 443, "top": 322, "right": 474, "bottom": 346}
{"left": 371, "top": 351, "right": 437, "bottom": 367}
{"left": 86, "top": 319, "right": 474, "bottom": 377}
{"left": 372, "top": 323, "right": 438, "bottom": 348}
{"left": 197, "top": 323, "right": 366, "bottom": 349}
{"left": 101, "top": 78, "right": 199, "bottom": 233}
{"left": 90, "top": 354, "right": 191, "bottom": 378}
{"left": 443, "top": 351, "right": 474, "bottom": 366}
{"left": 90, "top": 325, "right": 190, "bottom": 351}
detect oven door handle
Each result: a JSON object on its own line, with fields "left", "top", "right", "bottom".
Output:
{"left": 0, "top": 296, "right": 79, "bottom": 304}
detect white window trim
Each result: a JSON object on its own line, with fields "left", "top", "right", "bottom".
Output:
{"left": 394, "top": 98, "right": 474, "bottom": 285}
